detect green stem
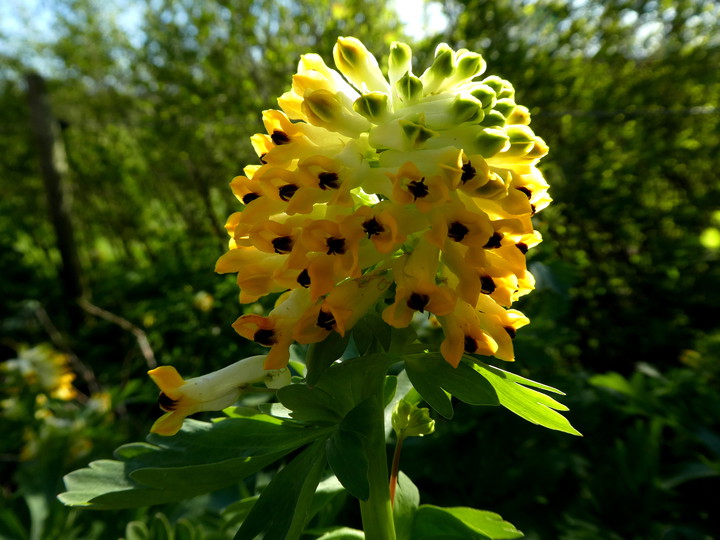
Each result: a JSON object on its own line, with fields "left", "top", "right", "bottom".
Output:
{"left": 359, "top": 390, "right": 397, "bottom": 540}
{"left": 389, "top": 434, "right": 404, "bottom": 507}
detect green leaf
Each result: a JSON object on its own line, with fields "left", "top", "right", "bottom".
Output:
{"left": 405, "top": 367, "right": 453, "bottom": 419}
{"left": 306, "top": 331, "right": 351, "bottom": 385}
{"left": 471, "top": 359, "right": 582, "bottom": 436}
{"left": 234, "top": 440, "right": 326, "bottom": 540}
{"left": 222, "top": 496, "right": 259, "bottom": 529}
{"left": 325, "top": 398, "right": 376, "bottom": 500}
{"left": 405, "top": 353, "right": 499, "bottom": 418}
{"left": 312, "top": 354, "right": 397, "bottom": 416}
{"left": 59, "top": 414, "right": 332, "bottom": 509}
{"left": 383, "top": 370, "right": 418, "bottom": 437}
{"left": 308, "top": 475, "right": 347, "bottom": 523}
{"left": 340, "top": 397, "right": 377, "bottom": 437}
{"left": 393, "top": 472, "right": 420, "bottom": 540}
{"left": 389, "top": 326, "right": 417, "bottom": 353}
{"left": 412, "top": 505, "right": 524, "bottom": 539}
{"left": 326, "top": 429, "right": 369, "bottom": 500}
{"left": 352, "top": 313, "right": 392, "bottom": 354}
{"left": 277, "top": 384, "right": 343, "bottom": 423}
{"left": 588, "top": 372, "right": 634, "bottom": 396}
{"left": 59, "top": 459, "right": 181, "bottom": 509}
{"left": 383, "top": 375, "right": 398, "bottom": 406}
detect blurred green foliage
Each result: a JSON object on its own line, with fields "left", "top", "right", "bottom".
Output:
{"left": 1, "top": 0, "right": 719, "bottom": 538}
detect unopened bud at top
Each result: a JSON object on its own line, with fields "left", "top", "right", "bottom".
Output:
{"left": 389, "top": 41, "right": 413, "bottom": 85}
{"left": 334, "top": 36, "right": 390, "bottom": 93}
{"left": 392, "top": 399, "right": 435, "bottom": 438}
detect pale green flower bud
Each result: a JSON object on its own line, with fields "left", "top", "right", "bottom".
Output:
{"left": 451, "top": 94, "right": 484, "bottom": 124}
{"left": 507, "top": 104, "right": 531, "bottom": 125}
{"left": 479, "top": 109, "right": 507, "bottom": 128}
{"left": 401, "top": 118, "right": 437, "bottom": 148}
{"left": 482, "top": 75, "right": 515, "bottom": 100}
{"left": 448, "top": 50, "right": 487, "bottom": 87}
{"left": 494, "top": 98, "right": 517, "bottom": 119}
{"left": 389, "top": 41, "right": 413, "bottom": 86}
{"left": 475, "top": 128, "right": 510, "bottom": 157}
{"left": 502, "top": 124, "right": 536, "bottom": 157}
{"left": 333, "top": 36, "right": 390, "bottom": 93}
{"left": 303, "top": 89, "right": 371, "bottom": 136}
{"left": 469, "top": 84, "right": 497, "bottom": 110}
{"left": 354, "top": 92, "right": 390, "bottom": 123}
{"left": 421, "top": 43, "right": 456, "bottom": 95}
{"left": 392, "top": 399, "right": 435, "bottom": 438}
{"left": 395, "top": 72, "right": 424, "bottom": 103}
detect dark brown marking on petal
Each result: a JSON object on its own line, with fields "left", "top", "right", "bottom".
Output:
{"left": 318, "top": 172, "right": 340, "bottom": 190}
{"left": 278, "top": 184, "right": 298, "bottom": 201}
{"left": 483, "top": 232, "right": 503, "bottom": 249}
{"left": 407, "top": 292, "right": 430, "bottom": 312}
{"left": 516, "top": 187, "right": 532, "bottom": 199}
{"left": 271, "top": 130, "right": 290, "bottom": 145}
{"left": 464, "top": 336, "right": 478, "bottom": 353}
{"left": 316, "top": 310, "right": 336, "bottom": 331}
{"left": 272, "top": 236, "right": 294, "bottom": 254}
{"left": 158, "top": 393, "right": 178, "bottom": 412}
{"left": 242, "top": 192, "right": 260, "bottom": 205}
{"left": 259, "top": 154, "right": 267, "bottom": 164}
{"left": 407, "top": 177, "right": 429, "bottom": 199}
{"left": 461, "top": 162, "right": 476, "bottom": 183}
{"left": 297, "top": 269, "right": 311, "bottom": 288}
{"left": 480, "top": 275, "right": 496, "bottom": 294}
{"left": 448, "top": 221, "right": 470, "bottom": 242}
{"left": 516, "top": 243, "right": 529, "bottom": 254}
{"left": 362, "top": 217, "right": 385, "bottom": 238}
{"left": 326, "top": 237, "right": 346, "bottom": 255}
{"left": 504, "top": 326, "right": 516, "bottom": 339}
{"left": 531, "top": 204, "right": 537, "bottom": 215}
{"left": 254, "top": 328, "right": 277, "bottom": 346}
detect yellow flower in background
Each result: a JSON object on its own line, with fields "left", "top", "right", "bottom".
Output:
{"left": 2, "top": 344, "right": 77, "bottom": 401}
{"left": 217, "top": 37, "right": 550, "bottom": 369}
{"left": 148, "top": 355, "right": 290, "bottom": 436}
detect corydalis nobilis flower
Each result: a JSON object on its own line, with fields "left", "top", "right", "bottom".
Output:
{"left": 148, "top": 355, "right": 290, "bottom": 435}
{"left": 217, "top": 37, "right": 550, "bottom": 369}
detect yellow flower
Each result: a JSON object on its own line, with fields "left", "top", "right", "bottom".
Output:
{"left": 219, "top": 37, "right": 550, "bottom": 368}
{"left": 3, "top": 344, "right": 77, "bottom": 400}
{"left": 148, "top": 355, "right": 290, "bottom": 436}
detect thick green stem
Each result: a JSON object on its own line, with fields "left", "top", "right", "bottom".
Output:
{"left": 359, "top": 391, "right": 397, "bottom": 540}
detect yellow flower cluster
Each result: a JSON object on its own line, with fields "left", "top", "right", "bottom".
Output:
{"left": 217, "top": 37, "right": 550, "bottom": 369}
{"left": 2, "top": 344, "right": 77, "bottom": 401}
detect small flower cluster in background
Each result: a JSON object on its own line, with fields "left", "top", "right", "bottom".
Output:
{"left": 217, "top": 37, "right": 550, "bottom": 369}
{"left": 1, "top": 344, "right": 111, "bottom": 463}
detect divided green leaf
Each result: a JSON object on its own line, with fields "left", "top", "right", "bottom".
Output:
{"left": 393, "top": 471, "right": 420, "bottom": 540}
{"left": 470, "top": 358, "right": 582, "bottom": 436}
{"left": 306, "top": 331, "right": 351, "bottom": 386}
{"left": 405, "top": 353, "right": 499, "bottom": 418}
{"left": 234, "top": 440, "right": 326, "bottom": 540}
{"left": 59, "top": 413, "right": 332, "bottom": 509}
{"left": 412, "top": 505, "right": 524, "bottom": 539}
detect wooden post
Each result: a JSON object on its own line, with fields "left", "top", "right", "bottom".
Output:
{"left": 25, "top": 73, "right": 86, "bottom": 303}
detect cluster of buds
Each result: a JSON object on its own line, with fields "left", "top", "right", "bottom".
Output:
{"left": 217, "top": 37, "right": 550, "bottom": 370}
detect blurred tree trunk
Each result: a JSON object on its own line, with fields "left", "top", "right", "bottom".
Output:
{"left": 26, "top": 73, "right": 86, "bottom": 304}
